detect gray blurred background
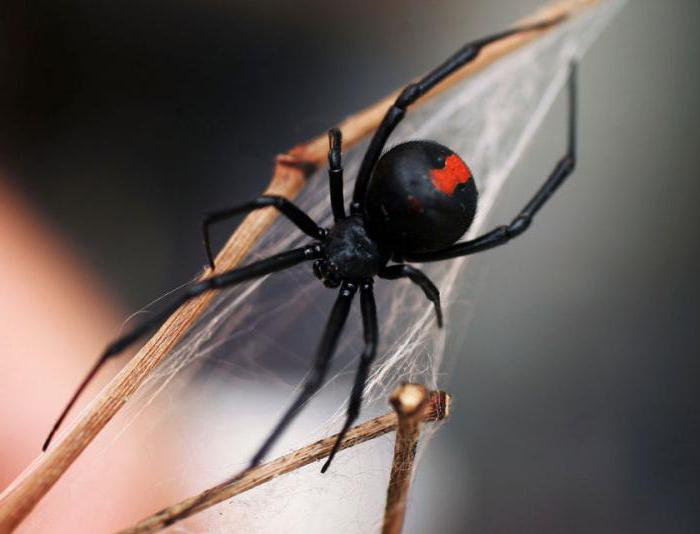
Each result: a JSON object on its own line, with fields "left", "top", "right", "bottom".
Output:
{"left": 2, "top": 0, "right": 698, "bottom": 532}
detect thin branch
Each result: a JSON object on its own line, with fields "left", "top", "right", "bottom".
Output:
{"left": 382, "top": 385, "right": 435, "bottom": 534}
{"left": 0, "top": 1, "right": 599, "bottom": 531}
{"left": 119, "top": 390, "right": 450, "bottom": 534}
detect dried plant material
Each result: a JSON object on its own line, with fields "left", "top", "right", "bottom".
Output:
{"left": 120, "top": 390, "right": 450, "bottom": 534}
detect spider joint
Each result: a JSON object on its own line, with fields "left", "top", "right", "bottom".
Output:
{"left": 507, "top": 215, "right": 532, "bottom": 238}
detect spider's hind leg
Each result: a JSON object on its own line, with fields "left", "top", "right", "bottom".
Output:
{"left": 403, "top": 61, "right": 579, "bottom": 263}
{"left": 322, "top": 280, "right": 378, "bottom": 473}
{"left": 351, "top": 16, "right": 566, "bottom": 209}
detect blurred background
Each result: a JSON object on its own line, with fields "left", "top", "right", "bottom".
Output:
{"left": 1, "top": 0, "right": 698, "bottom": 532}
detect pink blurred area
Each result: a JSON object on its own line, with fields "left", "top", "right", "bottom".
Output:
{"left": 0, "top": 176, "right": 175, "bottom": 532}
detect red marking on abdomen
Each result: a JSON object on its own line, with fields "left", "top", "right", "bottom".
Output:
{"left": 430, "top": 154, "right": 471, "bottom": 195}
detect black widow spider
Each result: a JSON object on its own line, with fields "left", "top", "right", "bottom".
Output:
{"left": 44, "top": 18, "right": 578, "bottom": 474}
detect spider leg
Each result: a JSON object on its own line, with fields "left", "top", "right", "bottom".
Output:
{"left": 327, "top": 128, "right": 346, "bottom": 220}
{"left": 351, "top": 16, "right": 565, "bottom": 210}
{"left": 404, "top": 62, "right": 578, "bottom": 263}
{"left": 203, "top": 196, "right": 325, "bottom": 269}
{"left": 249, "top": 280, "right": 357, "bottom": 468}
{"left": 321, "top": 280, "right": 377, "bottom": 473}
{"left": 42, "top": 244, "right": 321, "bottom": 451}
{"left": 379, "top": 265, "right": 442, "bottom": 328}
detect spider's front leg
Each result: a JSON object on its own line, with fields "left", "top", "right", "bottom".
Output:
{"left": 203, "top": 126, "right": 346, "bottom": 270}
{"left": 42, "top": 244, "right": 321, "bottom": 451}
{"left": 202, "top": 196, "right": 324, "bottom": 269}
{"left": 322, "top": 279, "right": 377, "bottom": 473}
{"left": 249, "top": 280, "right": 357, "bottom": 467}
{"left": 327, "top": 128, "right": 346, "bottom": 220}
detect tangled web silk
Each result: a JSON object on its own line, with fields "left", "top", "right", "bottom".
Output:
{"left": 111, "top": 3, "right": 625, "bottom": 532}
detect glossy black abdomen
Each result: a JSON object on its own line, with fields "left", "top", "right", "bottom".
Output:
{"left": 364, "top": 140, "right": 478, "bottom": 256}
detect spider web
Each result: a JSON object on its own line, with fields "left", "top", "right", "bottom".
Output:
{"left": 54, "top": 2, "right": 625, "bottom": 532}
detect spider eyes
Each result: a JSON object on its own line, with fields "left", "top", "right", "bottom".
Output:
{"left": 313, "top": 259, "right": 341, "bottom": 288}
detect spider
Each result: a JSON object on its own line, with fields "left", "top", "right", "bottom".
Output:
{"left": 44, "top": 18, "right": 577, "bottom": 474}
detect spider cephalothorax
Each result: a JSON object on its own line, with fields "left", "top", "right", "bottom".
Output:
{"left": 315, "top": 139, "right": 479, "bottom": 286}
{"left": 313, "top": 216, "right": 386, "bottom": 288}
{"left": 44, "top": 17, "right": 577, "bottom": 477}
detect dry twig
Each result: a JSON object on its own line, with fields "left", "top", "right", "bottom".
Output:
{"left": 382, "top": 385, "right": 437, "bottom": 534}
{"left": 120, "top": 389, "right": 450, "bottom": 534}
{"left": 0, "top": 2, "right": 600, "bottom": 531}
